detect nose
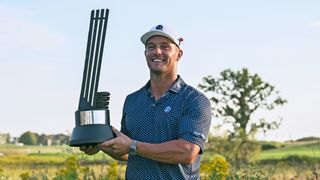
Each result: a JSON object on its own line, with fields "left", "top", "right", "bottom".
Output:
{"left": 153, "top": 46, "right": 162, "bottom": 55}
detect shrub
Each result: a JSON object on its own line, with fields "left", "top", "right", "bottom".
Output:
{"left": 81, "top": 167, "right": 96, "bottom": 179}
{"left": 0, "top": 167, "right": 8, "bottom": 180}
{"left": 284, "top": 155, "right": 313, "bottom": 165}
{"left": 228, "top": 165, "right": 274, "bottom": 179}
{"left": 104, "top": 161, "right": 119, "bottom": 180}
{"left": 206, "top": 136, "right": 261, "bottom": 164}
{"left": 19, "top": 172, "right": 32, "bottom": 180}
{"left": 201, "top": 155, "right": 230, "bottom": 180}
{"left": 53, "top": 156, "right": 80, "bottom": 180}
{"left": 260, "top": 143, "right": 277, "bottom": 150}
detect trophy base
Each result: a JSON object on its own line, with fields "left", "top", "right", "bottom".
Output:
{"left": 69, "top": 124, "right": 114, "bottom": 147}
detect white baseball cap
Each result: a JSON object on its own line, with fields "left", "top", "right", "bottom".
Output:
{"left": 140, "top": 24, "right": 183, "bottom": 48}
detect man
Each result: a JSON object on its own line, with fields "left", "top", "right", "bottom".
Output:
{"left": 81, "top": 24, "right": 212, "bottom": 179}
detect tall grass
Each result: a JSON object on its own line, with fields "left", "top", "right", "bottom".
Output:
{"left": 1, "top": 142, "right": 320, "bottom": 179}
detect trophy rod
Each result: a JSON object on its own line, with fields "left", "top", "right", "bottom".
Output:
{"left": 78, "top": 9, "right": 109, "bottom": 110}
{"left": 86, "top": 10, "right": 100, "bottom": 106}
{"left": 90, "top": 9, "right": 109, "bottom": 108}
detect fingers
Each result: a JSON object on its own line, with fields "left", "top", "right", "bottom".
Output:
{"left": 80, "top": 145, "right": 94, "bottom": 152}
{"left": 79, "top": 145, "right": 100, "bottom": 155}
{"left": 80, "top": 146, "right": 87, "bottom": 151}
{"left": 100, "top": 138, "right": 115, "bottom": 147}
{"left": 112, "top": 127, "right": 121, "bottom": 136}
{"left": 99, "top": 140, "right": 118, "bottom": 155}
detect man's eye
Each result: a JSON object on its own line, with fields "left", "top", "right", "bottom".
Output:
{"left": 147, "top": 45, "right": 155, "bottom": 50}
{"left": 160, "top": 45, "right": 170, "bottom": 50}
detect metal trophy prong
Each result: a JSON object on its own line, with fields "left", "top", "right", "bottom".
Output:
{"left": 69, "top": 9, "right": 114, "bottom": 147}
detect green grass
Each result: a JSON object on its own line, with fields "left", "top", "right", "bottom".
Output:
{"left": 0, "top": 144, "right": 114, "bottom": 165}
{"left": 3, "top": 141, "right": 319, "bottom": 163}
{"left": 0, "top": 144, "right": 120, "bottom": 179}
{"left": 0, "top": 144, "right": 72, "bottom": 155}
{"left": 257, "top": 141, "right": 320, "bottom": 161}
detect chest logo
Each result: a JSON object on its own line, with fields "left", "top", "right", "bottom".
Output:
{"left": 164, "top": 106, "right": 172, "bottom": 113}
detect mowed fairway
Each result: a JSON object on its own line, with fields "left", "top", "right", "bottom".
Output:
{"left": 258, "top": 141, "right": 320, "bottom": 161}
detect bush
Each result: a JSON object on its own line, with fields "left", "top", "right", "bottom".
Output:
{"left": 201, "top": 155, "right": 276, "bottom": 179}
{"left": 206, "top": 136, "right": 261, "bottom": 164}
{"left": 201, "top": 155, "right": 230, "bottom": 180}
{"left": 260, "top": 143, "right": 277, "bottom": 150}
{"left": 54, "top": 156, "right": 80, "bottom": 180}
{"left": 0, "top": 167, "right": 8, "bottom": 180}
{"left": 104, "top": 161, "right": 120, "bottom": 180}
{"left": 284, "top": 155, "right": 313, "bottom": 165}
{"left": 228, "top": 165, "right": 274, "bottom": 179}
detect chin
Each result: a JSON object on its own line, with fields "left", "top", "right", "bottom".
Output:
{"left": 148, "top": 65, "right": 164, "bottom": 72}
{"left": 150, "top": 70, "right": 164, "bottom": 74}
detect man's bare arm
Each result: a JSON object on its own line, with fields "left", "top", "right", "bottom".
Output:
{"left": 137, "top": 139, "right": 200, "bottom": 164}
{"left": 101, "top": 128, "right": 200, "bottom": 164}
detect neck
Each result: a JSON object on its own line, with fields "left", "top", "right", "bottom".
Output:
{"left": 150, "top": 73, "right": 177, "bottom": 100}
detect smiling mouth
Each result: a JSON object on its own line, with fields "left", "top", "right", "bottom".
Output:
{"left": 152, "top": 58, "right": 165, "bottom": 62}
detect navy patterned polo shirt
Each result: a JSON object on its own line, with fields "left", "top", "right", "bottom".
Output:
{"left": 120, "top": 76, "right": 212, "bottom": 180}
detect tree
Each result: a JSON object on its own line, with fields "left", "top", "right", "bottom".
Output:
{"left": 199, "top": 68, "right": 287, "bottom": 163}
{"left": 38, "top": 134, "right": 48, "bottom": 145}
{"left": 52, "top": 133, "right": 69, "bottom": 145}
{"left": 19, "top": 131, "right": 39, "bottom": 145}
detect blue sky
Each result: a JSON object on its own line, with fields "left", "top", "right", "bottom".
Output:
{"left": 0, "top": 1, "right": 319, "bottom": 141}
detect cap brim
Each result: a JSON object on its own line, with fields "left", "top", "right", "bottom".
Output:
{"left": 141, "top": 31, "right": 178, "bottom": 47}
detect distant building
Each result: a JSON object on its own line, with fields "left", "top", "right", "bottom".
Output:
{"left": 47, "top": 139, "right": 52, "bottom": 146}
{"left": 0, "top": 133, "right": 10, "bottom": 144}
{"left": 10, "top": 137, "right": 23, "bottom": 146}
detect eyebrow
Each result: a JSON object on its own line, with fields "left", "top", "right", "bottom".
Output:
{"left": 146, "top": 41, "right": 173, "bottom": 46}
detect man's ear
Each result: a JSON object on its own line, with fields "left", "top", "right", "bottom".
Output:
{"left": 144, "top": 50, "right": 147, "bottom": 56}
{"left": 177, "top": 49, "right": 183, "bottom": 61}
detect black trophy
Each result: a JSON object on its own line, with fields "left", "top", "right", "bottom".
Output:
{"left": 69, "top": 9, "right": 114, "bottom": 147}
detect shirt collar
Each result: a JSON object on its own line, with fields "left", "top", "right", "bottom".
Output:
{"left": 144, "top": 75, "right": 185, "bottom": 95}
{"left": 169, "top": 75, "right": 185, "bottom": 93}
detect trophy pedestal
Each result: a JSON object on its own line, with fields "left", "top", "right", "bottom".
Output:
{"left": 69, "top": 124, "right": 114, "bottom": 147}
{"left": 69, "top": 109, "right": 114, "bottom": 147}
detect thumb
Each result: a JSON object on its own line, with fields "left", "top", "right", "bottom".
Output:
{"left": 112, "top": 126, "right": 122, "bottom": 136}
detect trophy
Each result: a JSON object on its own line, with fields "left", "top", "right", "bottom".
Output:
{"left": 69, "top": 9, "right": 114, "bottom": 147}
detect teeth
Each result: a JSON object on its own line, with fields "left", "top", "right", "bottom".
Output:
{"left": 152, "top": 59, "right": 163, "bottom": 62}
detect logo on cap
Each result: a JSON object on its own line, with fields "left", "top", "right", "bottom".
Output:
{"left": 178, "top": 37, "right": 184, "bottom": 46}
{"left": 156, "top": 25, "right": 163, "bottom": 30}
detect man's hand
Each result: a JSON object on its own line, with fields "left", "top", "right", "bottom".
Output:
{"left": 79, "top": 145, "right": 100, "bottom": 155}
{"left": 99, "top": 127, "right": 132, "bottom": 156}
{"left": 79, "top": 127, "right": 130, "bottom": 161}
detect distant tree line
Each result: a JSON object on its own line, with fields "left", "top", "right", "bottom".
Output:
{"left": 295, "top": 136, "right": 320, "bottom": 142}
{"left": 18, "top": 131, "right": 69, "bottom": 145}
{"left": 0, "top": 131, "right": 69, "bottom": 145}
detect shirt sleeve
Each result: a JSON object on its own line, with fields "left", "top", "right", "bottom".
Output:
{"left": 120, "top": 112, "right": 129, "bottom": 136}
{"left": 178, "top": 94, "right": 212, "bottom": 154}
{"left": 120, "top": 97, "right": 129, "bottom": 136}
